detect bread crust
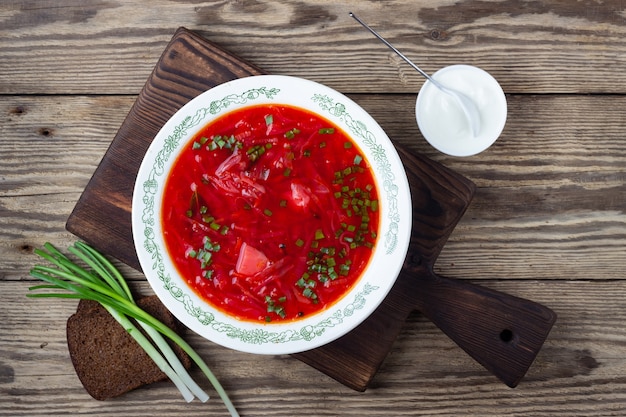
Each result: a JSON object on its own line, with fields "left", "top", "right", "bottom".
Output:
{"left": 66, "top": 296, "right": 191, "bottom": 400}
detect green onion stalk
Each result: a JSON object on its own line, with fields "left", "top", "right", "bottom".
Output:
{"left": 27, "top": 242, "right": 239, "bottom": 417}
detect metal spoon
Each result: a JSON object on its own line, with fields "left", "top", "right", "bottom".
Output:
{"left": 349, "top": 12, "right": 481, "bottom": 137}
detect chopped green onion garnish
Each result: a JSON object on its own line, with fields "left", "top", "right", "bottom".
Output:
{"left": 264, "top": 295, "right": 286, "bottom": 319}
{"left": 265, "top": 114, "right": 273, "bottom": 125}
{"left": 320, "top": 247, "right": 335, "bottom": 256}
{"left": 319, "top": 128, "right": 335, "bottom": 134}
{"left": 247, "top": 144, "right": 266, "bottom": 161}
{"left": 284, "top": 128, "right": 300, "bottom": 139}
{"left": 302, "top": 287, "right": 318, "bottom": 302}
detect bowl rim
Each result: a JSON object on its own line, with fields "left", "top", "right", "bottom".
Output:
{"left": 131, "top": 74, "right": 412, "bottom": 354}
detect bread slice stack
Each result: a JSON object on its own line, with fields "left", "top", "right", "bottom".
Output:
{"left": 66, "top": 296, "right": 190, "bottom": 400}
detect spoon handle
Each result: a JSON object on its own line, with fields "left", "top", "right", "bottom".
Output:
{"left": 349, "top": 12, "right": 435, "bottom": 84}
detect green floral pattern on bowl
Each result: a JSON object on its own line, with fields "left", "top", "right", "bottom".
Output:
{"left": 133, "top": 75, "right": 411, "bottom": 355}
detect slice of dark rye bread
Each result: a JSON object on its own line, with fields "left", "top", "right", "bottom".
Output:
{"left": 67, "top": 296, "right": 191, "bottom": 400}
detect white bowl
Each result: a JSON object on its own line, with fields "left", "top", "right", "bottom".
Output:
{"left": 416, "top": 65, "right": 507, "bottom": 157}
{"left": 132, "top": 75, "right": 412, "bottom": 354}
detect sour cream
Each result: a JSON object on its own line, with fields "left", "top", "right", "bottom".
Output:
{"left": 415, "top": 65, "right": 507, "bottom": 157}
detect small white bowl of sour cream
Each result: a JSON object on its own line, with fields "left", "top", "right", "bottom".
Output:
{"left": 415, "top": 65, "right": 507, "bottom": 157}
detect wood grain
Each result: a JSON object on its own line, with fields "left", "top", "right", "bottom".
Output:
{"left": 3, "top": 1, "right": 626, "bottom": 95}
{"left": 2, "top": 280, "right": 624, "bottom": 416}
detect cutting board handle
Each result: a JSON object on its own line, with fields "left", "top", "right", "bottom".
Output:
{"left": 406, "top": 260, "right": 557, "bottom": 387}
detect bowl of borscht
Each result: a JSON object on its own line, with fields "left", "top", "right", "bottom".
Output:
{"left": 132, "top": 75, "right": 412, "bottom": 354}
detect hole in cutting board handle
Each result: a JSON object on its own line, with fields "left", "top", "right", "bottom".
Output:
{"left": 499, "top": 328, "right": 514, "bottom": 343}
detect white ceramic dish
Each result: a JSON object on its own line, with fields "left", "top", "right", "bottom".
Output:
{"left": 132, "top": 75, "right": 412, "bottom": 355}
{"left": 416, "top": 65, "right": 507, "bottom": 157}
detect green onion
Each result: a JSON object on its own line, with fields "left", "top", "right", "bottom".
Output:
{"left": 320, "top": 247, "right": 335, "bottom": 256}
{"left": 319, "top": 128, "right": 335, "bottom": 134}
{"left": 208, "top": 135, "right": 241, "bottom": 151}
{"left": 302, "top": 287, "right": 318, "bottom": 302}
{"left": 265, "top": 114, "right": 273, "bottom": 125}
{"left": 284, "top": 128, "right": 300, "bottom": 139}
{"left": 27, "top": 242, "right": 239, "bottom": 417}
{"left": 264, "top": 295, "right": 286, "bottom": 319}
{"left": 247, "top": 144, "right": 266, "bottom": 162}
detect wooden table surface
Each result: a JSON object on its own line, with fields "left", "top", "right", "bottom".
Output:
{"left": 2, "top": 1, "right": 625, "bottom": 416}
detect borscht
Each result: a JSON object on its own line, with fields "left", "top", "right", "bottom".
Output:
{"left": 161, "top": 104, "right": 380, "bottom": 323}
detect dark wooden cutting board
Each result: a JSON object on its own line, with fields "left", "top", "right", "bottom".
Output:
{"left": 66, "top": 27, "right": 556, "bottom": 391}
